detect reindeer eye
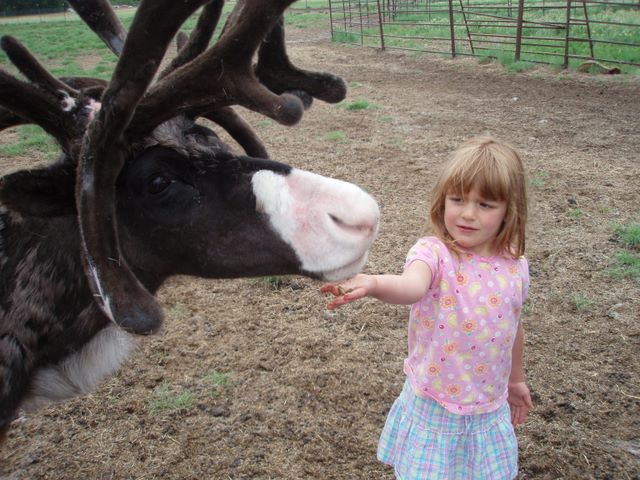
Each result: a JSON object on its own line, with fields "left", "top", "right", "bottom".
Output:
{"left": 148, "top": 175, "right": 173, "bottom": 195}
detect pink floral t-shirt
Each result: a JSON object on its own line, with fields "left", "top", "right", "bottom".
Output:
{"left": 403, "top": 236, "right": 529, "bottom": 415}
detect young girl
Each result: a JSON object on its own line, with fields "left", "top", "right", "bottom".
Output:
{"left": 321, "top": 136, "right": 533, "bottom": 479}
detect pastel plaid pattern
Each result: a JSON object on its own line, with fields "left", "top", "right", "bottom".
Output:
{"left": 377, "top": 380, "right": 518, "bottom": 479}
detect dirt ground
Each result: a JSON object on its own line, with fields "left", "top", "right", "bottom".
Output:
{"left": 1, "top": 26, "right": 639, "bottom": 480}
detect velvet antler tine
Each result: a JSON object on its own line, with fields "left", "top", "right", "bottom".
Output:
{"left": 160, "top": 0, "right": 225, "bottom": 79}
{"left": 66, "top": 0, "right": 127, "bottom": 56}
{"left": 76, "top": 0, "right": 209, "bottom": 334}
{"left": 255, "top": 17, "right": 347, "bottom": 105}
{"left": 0, "top": 70, "right": 73, "bottom": 150}
{"left": 128, "top": 0, "right": 302, "bottom": 138}
{"left": 1, "top": 36, "right": 77, "bottom": 96}
{"left": 111, "top": 0, "right": 208, "bottom": 97}
{"left": 202, "top": 107, "right": 269, "bottom": 158}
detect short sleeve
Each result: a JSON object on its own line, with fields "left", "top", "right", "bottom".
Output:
{"left": 404, "top": 236, "right": 442, "bottom": 283}
{"left": 519, "top": 256, "right": 530, "bottom": 301}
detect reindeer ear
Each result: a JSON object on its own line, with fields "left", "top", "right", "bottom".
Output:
{"left": 0, "top": 163, "right": 76, "bottom": 217}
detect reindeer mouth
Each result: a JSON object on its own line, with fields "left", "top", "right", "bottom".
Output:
{"left": 318, "top": 252, "right": 369, "bottom": 282}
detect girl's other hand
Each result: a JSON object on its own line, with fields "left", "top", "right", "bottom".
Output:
{"left": 320, "top": 274, "right": 375, "bottom": 309}
{"left": 508, "top": 381, "right": 533, "bottom": 426}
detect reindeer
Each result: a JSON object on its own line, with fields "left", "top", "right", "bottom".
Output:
{"left": 0, "top": 0, "right": 380, "bottom": 442}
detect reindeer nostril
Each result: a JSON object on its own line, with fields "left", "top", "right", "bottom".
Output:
{"left": 329, "top": 213, "right": 373, "bottom": 236}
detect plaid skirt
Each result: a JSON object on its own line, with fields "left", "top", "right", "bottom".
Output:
{"left": 377, "top": 380, "right": 518, "bottom": 480}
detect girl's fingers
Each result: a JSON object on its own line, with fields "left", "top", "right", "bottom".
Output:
{"left": 511, "top": 405, "right": 522, "bottom": 425}
{"left": 510, "top": 403, "right": 532, "bottom": 426}
{"left": 320, "top": 284, "right": 338, "bottom": 294}
{"left": 345, "top": 287, "right": 366, "bottom": 301}
{"left": 320, "top": 283, "right": 357, "bottom": 297}
{"left": 325, "top": 287, "right": 367, "bottom": 309}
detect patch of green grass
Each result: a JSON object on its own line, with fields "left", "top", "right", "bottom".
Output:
{"left": 608, "top": 251, "right": 640, "bottom": 280}
{"left": 332, "top": 31, "right": 361, "bottom": 44}
{"left": 339, "top": 98, "right": 380, "bottom": 111}
{"left": 206, "top": 370, "right": 231, "bottom": 387}
{"left": 505, "top": 61, "right": 537, "bottom": 73}
{"left": 324, "top": 130, "right": 347, "bottom": 142}
{"left": 614, "top": 223, "right": 640, "bottom": 249}
{"left": 568, "top": 208, "right": 585, "bottom": 219}
{"left": 285, "top": 10, "right": 328, "bottom": 29}
{"left": 570, "top": 292, "right": 594, "bottom": 312}
{"left": 205, "top": 370, "right": 232, "bottom": 397}
{"left": 607, "top": 223, "right": 640, "bottom": 280}
{"left": 260, "top": 276, "right": 284, "bottom": 290}
{"left": 478, "top": 56, "right": 497, "bottom": 65}
{"left": 147, "top": 383, "right": 194, "bottom": 416}
{"left": 0, "top": 125, "right": 59, "bottom": 160}
{"left": 529, "top": 170, "right": 550, "bottom": 188}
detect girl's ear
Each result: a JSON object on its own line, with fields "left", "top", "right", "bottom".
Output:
{"left": 0, "top": 163, "right": 77, "bottom": 217}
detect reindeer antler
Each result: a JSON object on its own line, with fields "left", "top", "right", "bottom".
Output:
{"left": 69, "top": 0, "right": 127, "bottom": 56}
{"left": 159, "top": 0, "right": 225, "bottom": 79}
{"left": 255, "top": 17, "right": 347, "bottom": 107}
{"left": 75, "top": 0, "right": 210, "bottom": 333}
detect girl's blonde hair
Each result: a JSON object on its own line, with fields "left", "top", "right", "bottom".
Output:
{"left": 430, "top": 135, "right": 527, "bottom": 258}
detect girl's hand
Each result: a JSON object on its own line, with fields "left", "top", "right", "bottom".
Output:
{"left": 320, "top": 274, "right": 376, "bottom": 309}
{"left": 508, "top": 381, "right": 533, "bottom": 426}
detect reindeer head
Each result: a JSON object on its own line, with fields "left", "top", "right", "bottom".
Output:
{"left": 0, "top": 1, "right": 379, "bottom": 335}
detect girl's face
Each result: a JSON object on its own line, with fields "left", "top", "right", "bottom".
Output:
{"left": 444, "top": 186, "right": 507, "bottom": 256}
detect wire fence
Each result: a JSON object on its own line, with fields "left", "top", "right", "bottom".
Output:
{"left": 328, "top": 0, "right": 640, "bottom": 72}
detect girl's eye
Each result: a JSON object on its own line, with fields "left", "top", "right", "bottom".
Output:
{"left": 448, "top": 196, "right": 463, "bottom": 203}
{"left": 148, "top": 175, "right": 173, "bottom": 194}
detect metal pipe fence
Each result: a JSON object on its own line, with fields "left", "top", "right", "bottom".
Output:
{"left": 329, "top": 0, "right": 640, "bottom": 72}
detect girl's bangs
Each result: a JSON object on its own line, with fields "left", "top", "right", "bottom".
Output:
{"left": 444, "top": 150, "right": 511, "bottom": 201}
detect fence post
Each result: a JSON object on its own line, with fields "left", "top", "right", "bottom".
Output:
{"left": 358, "top": 0, "right": 364, "bottom": 46}
{"left": 448, "top": 0, "right": 456, "bottom": 58}
{"left": 515, "top": 0, "right": 526, "bottom": 61}
{"left": 376, "top": 0, "right": 386, "bottom": 50}
{"left": 563, "top": 0, "right": 572, "bottom": 68}
{"left": 582, "top": 0, "right": 595, "bottom": 59}
{"left": 328, "top": 0, "right": 334, "bottom": 40}
{"left": 458, "top": 0, "right": 474, "bottom": 54}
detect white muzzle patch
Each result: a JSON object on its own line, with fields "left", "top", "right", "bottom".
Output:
{"left": 252, "top": 168, "right": 379, "bottom": 281}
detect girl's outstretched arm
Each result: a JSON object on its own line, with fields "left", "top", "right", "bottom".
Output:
{"left": 321, "top": 261, "right": 432, "bottom": 309}
{"left": 508, "top": 322, "right": 534, "bottom": 425}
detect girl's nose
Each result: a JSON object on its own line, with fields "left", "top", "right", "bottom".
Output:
{"left": 461, "top": 203, "right": 476, "bottom": 219}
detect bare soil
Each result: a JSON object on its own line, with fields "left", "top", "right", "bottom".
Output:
{"left": 1, "top": 29, "right": 639, "bottom": 480}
